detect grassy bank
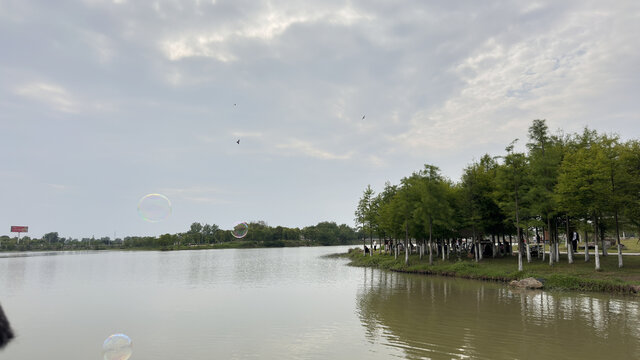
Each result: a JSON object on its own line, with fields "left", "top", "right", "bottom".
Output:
{"left": 343, "top": 249, "right": 640, "bottom": 294}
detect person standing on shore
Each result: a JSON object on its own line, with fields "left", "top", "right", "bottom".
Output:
{"left": 0, "top": 303, "right": 14, "bottom": 349}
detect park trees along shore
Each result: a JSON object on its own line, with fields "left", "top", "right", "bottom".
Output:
{"left": 355, "top": 120, "right": 640, "bottom": 270}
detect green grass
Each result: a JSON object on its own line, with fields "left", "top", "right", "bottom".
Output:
{"left": 344, "top": 249, "right": 640, "bottom": 294}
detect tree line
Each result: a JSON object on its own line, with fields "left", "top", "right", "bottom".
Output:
{"left": 0, "top": 221, "right": 361, "bottom": 251}
{"left": 355, "top": 119, "right": 640, "bottom": 270}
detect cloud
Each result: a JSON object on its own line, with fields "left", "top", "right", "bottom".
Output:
{"left": 276, "top": 139, "right": 352, "bottom": 160}
{"left": 393, "top": 5, "right": 639, "bottom": 153}
{"left": 158, "top": 3, "right": 372, "bottom": 61}
{"left": 15, "top": 82, "right": 79, "bottom": 113}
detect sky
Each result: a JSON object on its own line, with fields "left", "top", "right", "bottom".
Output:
{"left": 1, "top": 0, "right": 639, "bottom": 239}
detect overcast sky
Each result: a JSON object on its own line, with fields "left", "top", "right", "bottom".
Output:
{"left": 1, "top": 0, "right": 638, "bottom": 239}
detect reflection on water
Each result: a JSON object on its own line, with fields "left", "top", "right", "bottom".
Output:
{"left": 357, "top": 270, "right": 640, "bottom": 360}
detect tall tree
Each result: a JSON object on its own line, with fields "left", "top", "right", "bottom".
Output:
{"left": 526, "top": 119, "right": 564, "bottom": 264}
{"left": 495, "top": 140, "right": 530, "bottom": 271}
{"left": 355, "top": 185, "right": 376, "bottom": 256}
{"left": 413, "top": 165, "right": 452, "bottom": 265}
{"left": 600, "top": 134, "right": 625, "bottom": 267}
{"left": 556, "top": 129, "right": 609, "bottom": 270}
{"left": 620, "top": 140, "right": 640, "bottom": 239}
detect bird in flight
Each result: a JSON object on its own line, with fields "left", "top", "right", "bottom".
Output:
{"left": 362, "top": 115, "right": 365, "bottom": 120}
{"left": 234, "top": 103, "right": 237, "bottom": 106}
{"left": 236, "top": 139, "right": 240, "bottom": 144}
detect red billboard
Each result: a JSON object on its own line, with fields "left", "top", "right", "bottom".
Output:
{"left": 11, "top": 226, "right": 28, "bottom": 233}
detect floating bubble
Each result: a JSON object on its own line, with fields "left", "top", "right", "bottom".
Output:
{"left": 137, "top": 193, "right": 172, "bottom": 222}
{"left": 231, "top": 221, "right": 249, "bottom": 239}
{"left": 103, "top": 333, "right": 132, "bottom": 360}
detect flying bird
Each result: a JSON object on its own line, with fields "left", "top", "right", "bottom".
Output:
{"left": 236, "top": 139, "right": 240, "bottom": 144}
{"left": 234, "top": 103, "right": 236, "bottom": 106}
{"left": 362, "top": 115, "right": 365, "bottom": 120}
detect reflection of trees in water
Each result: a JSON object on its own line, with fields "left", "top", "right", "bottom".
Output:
{"left": 357, "top": 271, "right": 640, "bottom": 360}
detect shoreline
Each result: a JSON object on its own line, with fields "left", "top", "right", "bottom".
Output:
{"left": 0, "top": 241, "right": 360, "bottom": 254}
{"left": 339, "top": 249, "right": 640, "bottom": 295}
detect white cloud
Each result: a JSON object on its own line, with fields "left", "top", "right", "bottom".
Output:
{"left": 394, "top": 6, "right": 638, "bottom": 152}
{"left": 15, "top": 82, "right": 79, "bottom": 113}
{"left": 158, "top": 4, "right": 372, "bottom": 61}
{"left": 276, "top": 139, "right": 352, "bottom": 160}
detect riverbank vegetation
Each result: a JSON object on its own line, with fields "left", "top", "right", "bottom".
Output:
{"left": 355, "top": 120, "right": 640, "bottom": 273}
{"left": 344, "top": 249, "right": 640, "bottom": 294}
{"left": 0, "top": 221, "right": 361, "bottom": 252}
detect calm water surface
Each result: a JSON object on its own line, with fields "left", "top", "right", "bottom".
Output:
{"left": 1, "top": 246, "right": 639, "bottom": 359}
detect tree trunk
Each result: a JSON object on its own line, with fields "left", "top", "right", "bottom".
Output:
{"left": 404, "top": 224, "right": 409, "bottom": 265}
{"left": 363, "top": 234, "right": 366, "bottom": 257}
{"left": 593, "top": 216, "right": 600, "bottom": 270}
{"left": 394, "top": 239, "right": 398, "bottom": 260}
{"left": 472, "top": 225, "right": 479, "bottom": 263}
{"left": 492, "top": 234, "right": 496, "bottom": 258}
{"left": 525, "top": 228, "right": 531, "bottom": 263}
{"left": 442, "top": 240, "right": 446, "bottom": 261}
{"left": 553, "top": 219, "right": 560, "bottom": 262}
{"left": 595, "top": 243, "right": 601, "bottom": 270}
{"left": 615, "top": 210, "right": 623, "bottom": 268}
{"left": 566, "top": 215, "right": 573, "bottom": 264}
{"left": 429, "top": 218, "right": 433, "bottom": 265}
{"left": 596, "top": 216, "right": 607, "bottom": 256}
{"left": 584, "top": 230, "right": 590, "bottom": 262}
{"left": 509, "top": 234, "right": 512, "bottom": 256}
{"left": 541, "top": 227, "right": 545, "bottom": 261}
{"left": 547, "top": 218, "right": 554, "bottom": 266}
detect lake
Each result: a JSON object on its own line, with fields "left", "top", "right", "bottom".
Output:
{"left": 1, "top": 246, "right": 639, "bottom": 359}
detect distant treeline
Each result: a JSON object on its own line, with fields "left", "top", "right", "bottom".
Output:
{"left": 355, "top": 120, "right": 640, "bottom": 270}
{"left": 0, "top": 221, "right": 361, "bottom": 251}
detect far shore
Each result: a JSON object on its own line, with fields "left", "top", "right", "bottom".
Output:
{"left": 0, "top": 240, "right": 359, "bottom": 254}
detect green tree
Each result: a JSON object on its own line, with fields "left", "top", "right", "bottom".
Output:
{"left": 43, "top": 232, "right": 59, "bottom": 244}
{"left": 495, "top": 140, "right": 530, "bottom": 271}
{"left": 555, "top": 129, "right": 609, "bottom": 269}
{"left": 189, "top": 222, "right": 203, "bottom": 244}
{"left": 526, "top": 119, "right": 564, "bottom": 264}
{"left": 355, "top": 185, "right": 376, "bottom": 256}
{"left": 620, "top": 140, "right": 640, "bottom": 238}
{"left": 413, "top": 164, "right": 452, "bottom": 264}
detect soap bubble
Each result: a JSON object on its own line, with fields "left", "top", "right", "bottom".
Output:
{"left": 231, "top": 221, "right": 249, "bottom": 239}
{"left": 103, "top": 333, "right": 132, "bottom": 360}
{"left": 138, "top": 193, "right": 172, "bottom": 222}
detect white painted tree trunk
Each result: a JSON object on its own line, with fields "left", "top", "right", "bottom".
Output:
{"left": 549, "top": 239, "right": 555, "bottom": 266}
{"left": 429, "top": 240, "right": 433, "bottom": 265}
{"left": 394, "top": 240, "right": 398, "bottom": 260}
{"left": 618, "top": 243, "right": 623, "bottom": 268}
{"left": 526, "top": 243, "right": 531, "bottom": 263}
{"left": 518, "top": 243, "right": 523, "bottom": 272}
{"left": 405, "top": 241, "right": 409, "bottom": 265}
{"left": 584, "top": 230, "right": 590, "bottom": 262}
{"left": 595, "top": 244, "right": 601, "bottom": 270}
{"left": 568, "top": 243, "right": 574, "bottom": 264}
